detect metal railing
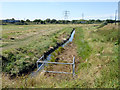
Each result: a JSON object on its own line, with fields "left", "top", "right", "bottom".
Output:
{"left": 37, "top": 56, "right": 75, "bottom": 77}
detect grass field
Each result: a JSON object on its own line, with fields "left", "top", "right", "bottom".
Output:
{"left": 2, "top": 24, "right": 73, "bottom": 50}
{"left": 1, "top": 23, "right": 119, "bottom": 88}
{"left": 1, "top": 24, "right": 80, "bottom": 76}
{"left": 73, "top": 23, "right": 118, "bottom": 88}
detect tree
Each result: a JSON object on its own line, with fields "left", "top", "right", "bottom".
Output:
{"left": 45, "top": 18, "right": 51, "bottom": 24}
{"left": 21, "top": 20, "right": 25, "bottom": 23}
{"left": 106, "top": 19, "right": 114, "bottom": 23}
{"left": 72, "top": 20, "right": 78, "bottom": 24}
{"left": 11, "top": 18, "right": 15, "bottom": 20}
{"left": 50, "top": 19, "right": 57, "bottom": 24}
{"left": 95, "top": 19, "right": 102, "bottom": 23}
{"left": 65, "top": 20, "right": 70, "bottom": 24}
{"left": 40, "top": 20, "right": 46, "bottom": 24}
{"left": 33, "top": 19, "right": 42, "bottom": 24}
{"left": 26, "top": 19, "right": 30, "bottom": 22}
{"left": 88, "top": 19, "right": 95, "bottom": 24}
{"left": 33, "top": 19, "right": 41, "bottom": 22}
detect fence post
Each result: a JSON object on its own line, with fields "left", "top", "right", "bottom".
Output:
{"left": 72, "top": 56, "right": 75, "bottom": 77}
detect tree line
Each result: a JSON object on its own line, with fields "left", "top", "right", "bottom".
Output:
{"left": 1, "top": 18, "right": 118, "bottom": 25}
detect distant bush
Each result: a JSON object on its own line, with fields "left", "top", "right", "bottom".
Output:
{"left": 15, "top": 22, "right": 24, "bottom": 25}
{"left": 15, "top": 22, "right": 28, "bottom": 25}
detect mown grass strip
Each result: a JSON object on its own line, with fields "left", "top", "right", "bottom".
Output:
{"left": 74, "top": 27, "right": 92, "bottom": 61}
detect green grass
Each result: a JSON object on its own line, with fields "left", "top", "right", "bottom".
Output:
{"left": 2, "top": 24, "right": 74, "bottom": 76}
{"left": 82, "top": 24, "right": 119, "bottom": 88}
{"left": 49, "top": 47, "right": 65, "bottom": 62}
{"left": 2, "top": 25, "right": 70, "bottom": 50}
{"left": 74, "top": 27, "right": 92, "bottom": 61}
{"left": 50, "top": 24, "right": 118, "bottom": 88}
{"left": 2, "top": 24, "right": 119, "bottom": 88}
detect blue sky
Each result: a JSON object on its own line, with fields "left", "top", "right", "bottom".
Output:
{"left": 1, "top": 2, "right": 118, "bottom": 20}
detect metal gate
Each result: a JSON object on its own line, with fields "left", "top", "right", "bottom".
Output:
{"left": 37, "top": 56, "right": 75, "bottom": 77}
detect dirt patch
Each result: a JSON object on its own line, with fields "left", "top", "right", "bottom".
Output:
{"left": 44, "top": 41, "right": 81, "bottom": 79}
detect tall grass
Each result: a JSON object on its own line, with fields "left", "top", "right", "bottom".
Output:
{"left": 83, "top": 24, "right": 119, "bottom": 88}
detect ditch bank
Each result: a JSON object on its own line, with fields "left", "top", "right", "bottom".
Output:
{"left": 41, "top": 28, "right": 75, "bottom": 60}
{"left": 2, "top": 28, "right": 75, "bottom": 78}
{"left": 32, "top": 28, "right": 75, "bottom": 75}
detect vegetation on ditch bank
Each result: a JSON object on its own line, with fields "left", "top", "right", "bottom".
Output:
{"left": 54, "top": 24, "right": 119, "bottom": 88}
{"left": 87, "top": 24, "right": 119, "bottom": 88}
{"left": 2, "top": 26, "right": 73, "bottom": 77}
{"left": 74, "top": 27, "right": 92, "bottom": 60}
{"left": 50, "top": 47, "right": 65, "bottom": 62}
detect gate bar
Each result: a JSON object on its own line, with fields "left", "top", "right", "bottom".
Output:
{"left": 37, "top": 61, "right": 73, "bottom": 65}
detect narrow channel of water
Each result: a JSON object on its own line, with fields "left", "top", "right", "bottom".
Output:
{"left": 44, "top": 30, "right": 75, "bottom": 63}
{"left": 31, "top": 30, "right": 75, "bottom": 76}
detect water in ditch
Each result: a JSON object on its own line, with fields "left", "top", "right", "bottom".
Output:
{"left": 31, "top": 30, "right": 75, "bottom": 76}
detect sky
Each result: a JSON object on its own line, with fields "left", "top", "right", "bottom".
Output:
{"left": 0, "top": 2, "right": 119, "bottom": 20}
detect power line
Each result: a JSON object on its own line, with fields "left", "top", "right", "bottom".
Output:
{"left": 64, "top": 11, "right": 70, "bottom": 20}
